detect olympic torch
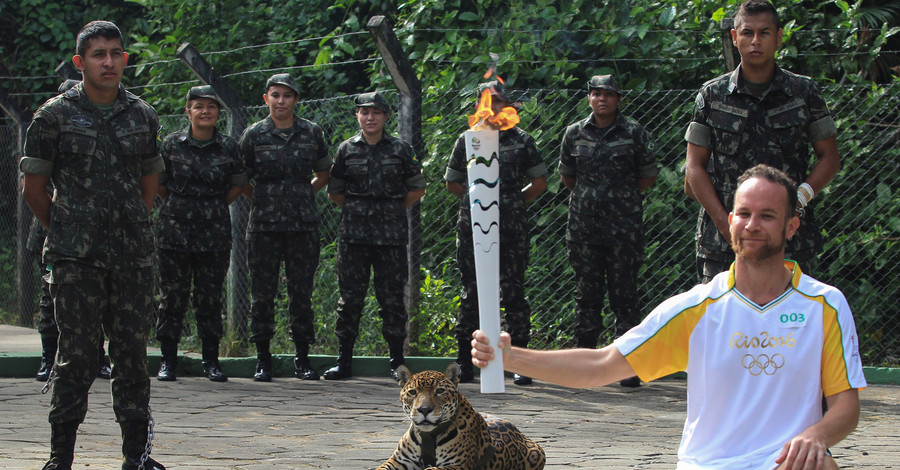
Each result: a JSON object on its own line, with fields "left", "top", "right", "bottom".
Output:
{"left": 465, "top": 82, "right": 519, "bottom": 393}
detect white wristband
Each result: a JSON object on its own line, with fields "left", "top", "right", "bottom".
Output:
{"left": 797, "top": 189, "right": 809, "bottom": 208}
{"left": 798, "top": 182, "right": 815, "bottom": 203}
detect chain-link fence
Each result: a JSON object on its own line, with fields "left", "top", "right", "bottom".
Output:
{"left": 3, "top": 82, "right": 898, "bottom": 365}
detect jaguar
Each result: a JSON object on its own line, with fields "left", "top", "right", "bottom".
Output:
{"left": 377, "top": 362, "right": 545, "bottom": 470}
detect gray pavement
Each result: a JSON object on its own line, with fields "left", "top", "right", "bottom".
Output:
{"left": 1, "top": 325, "right": 898, "bottom": 469}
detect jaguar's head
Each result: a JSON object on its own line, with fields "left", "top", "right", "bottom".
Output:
{"left": 395, "top": 363, "right": 461, "bottom": 432}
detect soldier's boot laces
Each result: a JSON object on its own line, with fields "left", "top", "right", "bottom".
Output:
{"left": 42, "top": 421, "right": 78, "bottom": 470}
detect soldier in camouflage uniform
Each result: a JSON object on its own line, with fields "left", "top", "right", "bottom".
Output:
{"left": 559, "top": 75, "right": 658, "bottom": 387}
{"left": 324, "top": 91, "right": 426, "bottom": 381}
{"left": 29, "top": 80, "right": 112, "bottom": 383}
{"left": 20, "top": 21, "right": 165, "bottom": 470}
{"left": 154, "top": 85, "right": 247, "bottom": 383}
{"left": 685, "top": 0, "right": 840, "bottom": 283}
{"left": 445, "top": 81, "right": 548, "bottom": 385}
{"left": 240, "top": 74, "right": 331, "bottom": 382}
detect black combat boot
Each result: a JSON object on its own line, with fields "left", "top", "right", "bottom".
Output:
{"left": 253, "top": 341, "right": 272, "bottom": 382}
{"left": 293, "top": 343, "right": 319, "bottom": 380}
{"left": 323, "top": 341, "right": 353, "bottom": 380}
{"left": 511, "top": 337, "right": 532, "bottom": 386}
{"left": 201, "top": 340, "right": 227, "bottom": 382}
{"left": 36, "top": 335, "right": 57, "bottom": 382}
{"left": 456, "top": 337, "right": 475, "bottom": 383}
{"left": 42, "top": 421, "right": 78, "bottom": 470}
{"left": 97, "top": 341, "right": 111, "bottom": 380}
{"left": 156, "top": 341, "right": 177, "bottom": 382}
{"left": 120, "top": 420, "right": 165, "bottom": 470}
{"left": 388, "top": 339, "right": 406, "bottom": 381}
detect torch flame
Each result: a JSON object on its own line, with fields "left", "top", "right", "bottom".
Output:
{"left": 468, "top": 87, "right": 520, "bottom": 131}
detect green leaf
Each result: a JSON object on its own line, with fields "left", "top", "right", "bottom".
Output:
{"left": 712, "top": 7, "right": 725, "bottom": 22}
{"left": 660, "top": 5, "right": 676, "bottom": 27}
{"left": 458, "top": 11, "right": 479, "bottom": 22}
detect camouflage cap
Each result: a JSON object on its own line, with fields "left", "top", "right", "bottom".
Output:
{"left": 478, "top": 80, "right": 511, "bottom": 103}
{"left": 265, "top": 73, "right": 300, "bottom": 95}
{"left": 58, "top": 79, "right": 81, "bottom": 94}
{"left": 354, "top": 91, "right": 390, "bottom": 113}
{"left": 186, "top": 85, "right": 224, "bottom": 107}
{"left": 587, "top": 74, "right": 622, "bottom": 95}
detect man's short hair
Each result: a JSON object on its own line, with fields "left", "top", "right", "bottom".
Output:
{"left": 736, "top": 164, "right": 797, "bottom": 217}
{"left": 76, "top": 21, "right": 124, "bottom": 57}
{"left": 734, "top": 0, "right": 780, "bottom": 29}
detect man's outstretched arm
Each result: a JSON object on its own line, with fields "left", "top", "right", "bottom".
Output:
{"left": 471, "top": 330, "right": 637, "bottom": 389}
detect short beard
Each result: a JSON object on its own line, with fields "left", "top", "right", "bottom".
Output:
{"left": 731, "top": 226, "right": 788, "bottom": 262}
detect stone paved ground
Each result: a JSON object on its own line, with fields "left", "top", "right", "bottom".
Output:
{"left": 1, "top": 375, "right": 897, "bottom": 469}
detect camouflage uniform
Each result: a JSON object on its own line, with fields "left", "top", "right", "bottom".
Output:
{"left": 155, "top": 126, "right": 247, "bottom": 345}
{"left": 328, "top": 131, "right": 426, "bottom": 349}
{"left": 241, "top": 115, "right": 331, "bottom": 347}
{"left": 445, "top": 127, "right": 547, "bottom": 347}
{"left": 686, "top": 65, "right": 837, "bottom": 282}
{"left": 27, "top": 218, "right": 55, "bottom": 343}
{"left": 559, "top": 111, "right": 658, "bottom": 346}
{"left": 20, "top": 82, "right": 163, "bottom": 425}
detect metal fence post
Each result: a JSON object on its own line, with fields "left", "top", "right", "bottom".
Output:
{"left": 0, "top": 87, "right": 35, "bottom": 327}
{"left": 176, "top": 43, "right": 252, "bottom": 343}
{"left": 367, "top": 15, "right": 424, "bottom": 354}
{"left": 720, "top": 18, "right": 739, "bottom": 72}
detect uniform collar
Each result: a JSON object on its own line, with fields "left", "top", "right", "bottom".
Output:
{"left": 176, "top": 125, "right": 222, "bottom": 147}
{"left": 260, "top": 114, "right": 307, "bottom": 133}
{"left": 350, "top": 130, "right": 395, "bottom": 145}
{"left": 583, "top": 110, "right": 623, "bottom": 131}
{"left": 63, "top": 82, "right": 134, "bottom": 115}
{"left": 728, "top": 64, "right": 792, "bottom": 98}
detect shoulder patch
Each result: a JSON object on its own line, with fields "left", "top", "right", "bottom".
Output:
{"left": 695, "top": 93, "right": 705, "bottom": 110}
{"left": 646, "top": 141, "right": 656, "bottom": 152}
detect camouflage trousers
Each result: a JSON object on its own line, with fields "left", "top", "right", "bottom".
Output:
{"left": 47, "top": 261, "right": 153, "bottom": 424}
{"left": 248, "top": 231, "right": 320, "bottom": 346}
{"left": 567, "top": 241, "right": 643, "bottom": 348}
{"left": 34, "top": 260, "right": 56, "bottom": 339}
{"left": 696, "top": 249, "right": 817, "bottom": 284}
{"left": 455, "top": 229, "right": 531, "bottom": 346}
{"left": 156, "top": 249, "right": 230, "bottom": 343}
{"left": 335, "top": 241, "right": 408, "bottom": 346}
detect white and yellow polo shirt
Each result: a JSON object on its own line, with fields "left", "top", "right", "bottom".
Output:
{"left": 613, "top": 261, "right": 866, "bottom": 469}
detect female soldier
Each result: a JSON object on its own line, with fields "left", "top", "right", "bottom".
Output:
{"left": 240, "top": 74, "right": 331, "bottom": 382}
{"left": 155, "top": 85, "right": 247, "bottom": 382}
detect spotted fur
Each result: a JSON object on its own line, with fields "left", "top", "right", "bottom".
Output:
{"left": 377, "top": 363, "right": 545, "bottom": 470}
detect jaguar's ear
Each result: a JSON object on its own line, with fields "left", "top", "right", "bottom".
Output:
{"left": 396, "top": 365, "right": 412, "bottom": 386}
{"left": 444, "top": 362, "right": 461, "bottom": 387}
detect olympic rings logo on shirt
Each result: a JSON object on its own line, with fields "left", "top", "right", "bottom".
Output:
{"left": 741, "top": 353, "right": 785, "bottom": 376}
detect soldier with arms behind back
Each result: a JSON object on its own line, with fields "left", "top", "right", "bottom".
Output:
{"left": 240, "top": 73, "right": 331, "bottom": 382}
{"left": 684, "top": 0, "right": 841, "bottom": 283}
{"left": 154, "top": 85, "right": 247, "bottom": 383}
{"left": 20, "top": 20, "right": 166, "bottom": 470}
{"left": 558, "top": 74, "right": 658, "bottom": 387}
{"left": 325, "top": 92, "right": 426, "bottom": 381}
